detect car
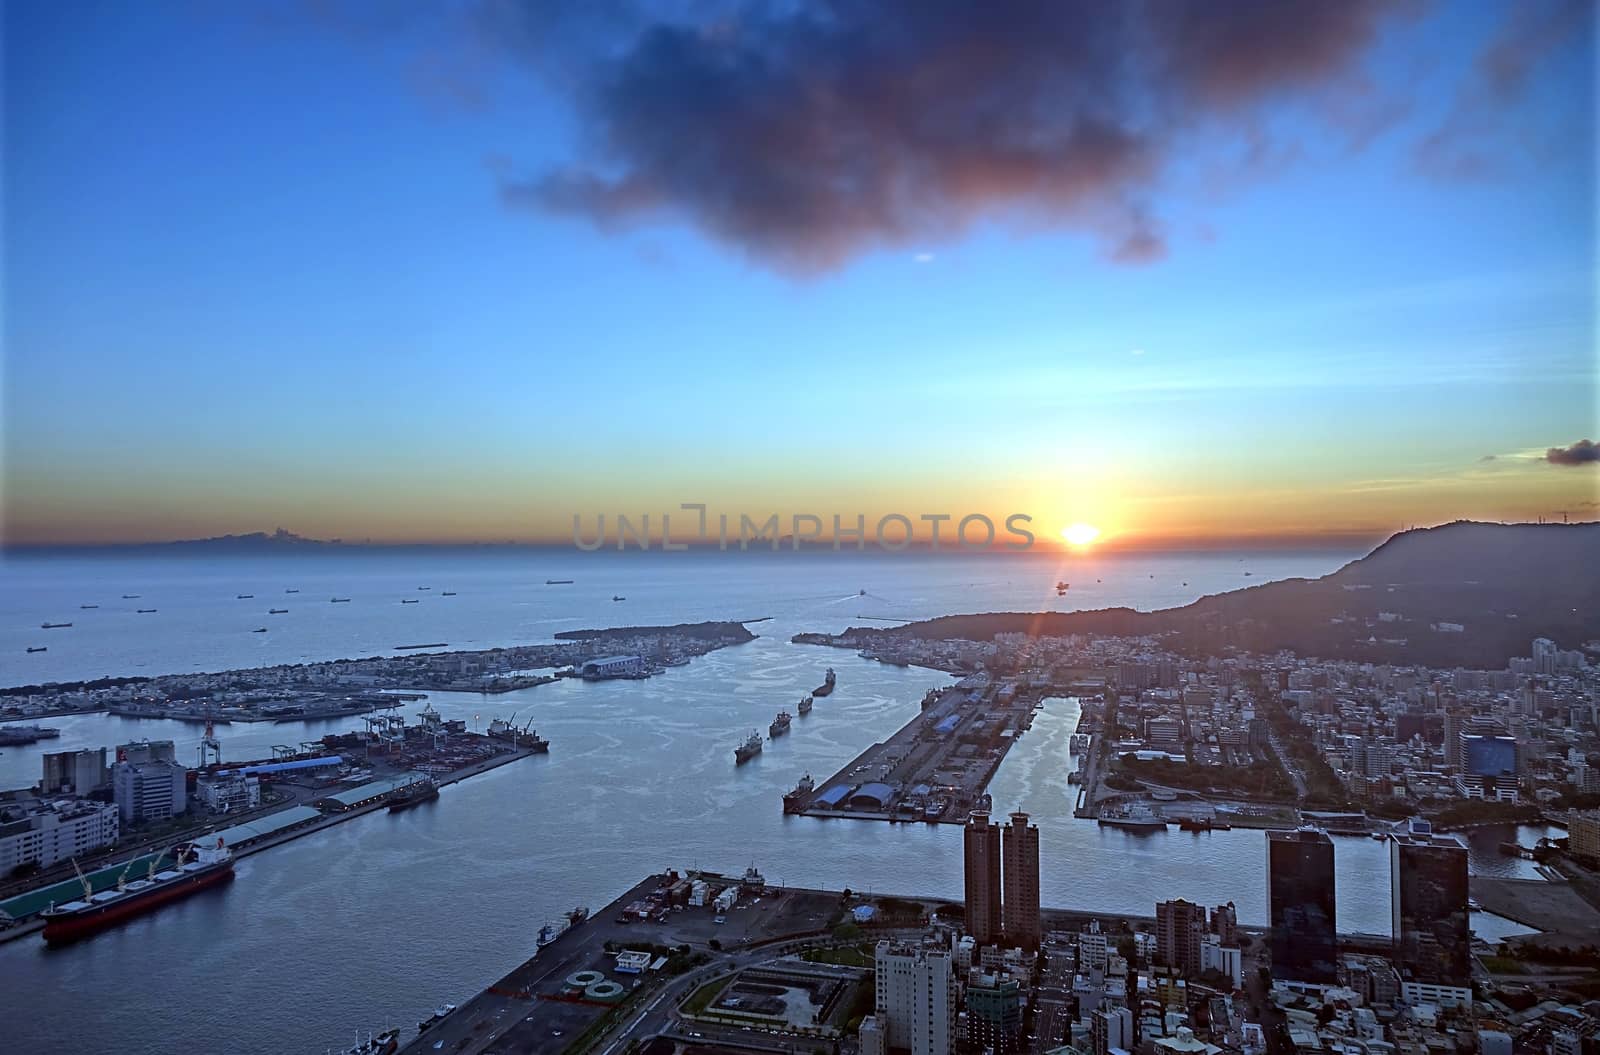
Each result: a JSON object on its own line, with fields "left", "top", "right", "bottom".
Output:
{"left": 552, "top": 1031, "right": 563, "bottom": 1037}
{"left": 713, "top": 916, "right": 726, "bottom": 924}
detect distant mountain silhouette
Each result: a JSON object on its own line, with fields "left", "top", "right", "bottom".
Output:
{"left": 152, "top": 528, "right": 340, "bottom": 550}
{"left": 832, "top": 521, "right": 1600, "bottom": 668}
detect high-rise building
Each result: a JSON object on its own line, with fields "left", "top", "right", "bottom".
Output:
{"left": 1210, "top": 902, "right": 1238, "bottom": 945}
{"left": 875, "top": 940, "right": 958, "bottom": 1055}
{"left": 964, "top": 971, "right": 1023, "bottom": 1055}
{"left": 1155, "top": 899, "right": 1206, "bottom": 976}
{"left": 112, "top": 759, "right": 187, "bottom": 824}
{"left": 1267, "top": 827, "right": 1338, "bottom": 986}
{"left": 964, "top": 810, "right": 1002, "bottom": 944}
{"left": 1390, "top": 820, "right": 1470, "bottom": 989}
{"left": 1001, "top": 811, "right": 1040, "bottom": 948}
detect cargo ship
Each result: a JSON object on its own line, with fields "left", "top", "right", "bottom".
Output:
{"left": 797, "top": 694, "right": 813, "bottom": 715}
{"left": 812, "top": 668, "right": 836, "bottom": 697}
{"left": 41, "top": 839, "right": 234, "bottom": 944}
{"left": 486, "top": 716, "right": 550, "bottom": 752}
{"left": 386, "top": 778, "right": 439, "bottom": 811}
{"left": 783, "top": 773, "right": 815, "bottom": 813}
{"left": 1097, "top": 805, "right": 1167, "bottom": 833}
{"left": 735, "top": 730, "right": 763, "bottom": 764}
{"left": 40, "top": 622, "right": 72, "bottom": 629}
{"left": 769, "top": 711, "right": 792, "bottom": 737}
{"left": 137, "top": 608, "right": 157, "bottom": 613}
{"left": 328, "top": 1028, "right": 400, "bottom": 1055}
{"left": 0, "top": 725, "right": 61, "bottom": 746}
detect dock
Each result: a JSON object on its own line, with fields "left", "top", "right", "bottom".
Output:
{"left": 786, "top": 674, "right": 1041, "bottom": 824}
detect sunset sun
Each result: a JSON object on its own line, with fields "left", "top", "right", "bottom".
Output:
{"left": 1061, "top": 522, "right": 1101, "bottom": 547}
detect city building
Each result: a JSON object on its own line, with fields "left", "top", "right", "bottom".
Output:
{"left": 964, "top": 971, "right": 1023, "bottom": 1055}
{"left": 41, "top": 747, "right": 109, "bottom": 795}
{"left": 1155, "top": 899, "right": 1206, "bottom": 977}
{"left": 875, "top": 940, "right": 958, "bottom": 1055}
{"left": 195, "top": 774, "right": 261, "bottom": 813}
{"left": 1091, "top": 1006, "right": 1133, "bottom": 1055}
{"left": 859, "top": 1016, "right": 884, "bottom": 1055}
{"left": 1200, "top": 938, "right": 1243, "bottom": 987}
{"left": 1267, "top": 827, "right": 1338, "bottom": 988}
{"left": 1569, "top": 812, "right": 1600, "bottom": 864}
{"left": 112, "top": 759, "right": 188, "bottom": 824}
{"left": 1390, "top": 819, "right": 1471, "bottom": 999}
{"left": 964, "top": 810, "right": 1002, "bottom": 945}
{"left": 1210, "top": 902, "right": 1237, "bottom": 946}
{"left": 0, "top": 799, "right": 119, "bottom": 872}
{"left": 1001, "top": 811, "right": 1040, "bottom": 948}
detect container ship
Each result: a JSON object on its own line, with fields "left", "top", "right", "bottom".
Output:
{"left": 386, "top": 778, "right": 439, "bottom": 812}
{"left": 735, "top": 730, "right": 763, "bottom": 765}
{"left": 812, "top": 668, "right": 836, "bottom": 697}
{"left": 40, "top": 839, "right": 234, "bottom": 944}
{"left": 769, "top": 711, "right": 792, "bottom": 738}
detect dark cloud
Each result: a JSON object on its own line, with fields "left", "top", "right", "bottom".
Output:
{"left": 488, "top": 0, "right": 1420, "bottom": 271}
{"left": 1546, "top": 439, "right": 1600, "bottom": 467}
{"left": 1414, "top": 0, "right": 1593, "bottom": 180}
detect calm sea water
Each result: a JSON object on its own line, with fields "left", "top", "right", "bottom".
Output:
{"left": 0, "top": 550, "right": 1546, "bottom": 1054}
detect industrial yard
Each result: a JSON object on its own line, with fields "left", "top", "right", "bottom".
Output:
{"left": 785, "top": 673, "right": 1043, "bottom": 824}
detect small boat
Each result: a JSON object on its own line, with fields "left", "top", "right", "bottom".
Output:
{"left": 136, "top": 609, "right": 157, "bottom": 614}
{"left": 441, "top": 591, "right": 456, "bottom": 596}
{"left": 285, "top": 588, "right": 299, "bottom": 593}
{"left": 797, "top": 695, "right": 813, "bottom": 715}
{"left": 769, "top": 711, "right": 792, "bottom": 737}
{"left": 401, "top": 598, "right": 419, "bottom": 604}
{"left": 545, "top": 579, "right": 573, "bottom": 585}
{"left": 537, "top": 921, "right": 564, "bottom": 947}
{"left": 41, "top": 622, "right": 72, "bottom": 629}
{"left": 418, "top": 1004, "right": 456, "bottom": 1032}
{"left": 859, "top": 588, "right": 866, "bottom": 595}
{"left": 236, "top": 594, "right": 253, "bottom": 599}
{"left": 330, "top": 597, "right": 351, "bottom": 603}
{"left": 80, "top": 604, "right": 98, "bottom": 609}
{"left": 26, "top": 646, "right": 47, "bottom": 653}
{"left": 417, "top": 586, "right": 430, "bottom": 591}
{"left": 252, "top": 627, "right": 268, "bottom": 633}
{"left": 122, "top": 594, "right": 140, "bottom": 599}
{"left": 268, "top": 608, "right": 287, "bottom": 614}
{"left": 812, "top": 668, "right": 836, "bottom": 697}
{"left": 612, "top": 595, "right": 625, "bottom": 601}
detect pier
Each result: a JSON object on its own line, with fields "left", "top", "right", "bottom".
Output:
{"left": 786, "top": 675, "right": 1042, "bottom": 825}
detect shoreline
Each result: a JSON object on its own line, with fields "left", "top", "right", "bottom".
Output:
{"left": 0, "top": 746, "right": 537, "bottom": 947}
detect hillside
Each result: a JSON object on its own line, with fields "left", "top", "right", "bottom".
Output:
{"left": 828, "top": 521, "right": 1600, "bottom": 668}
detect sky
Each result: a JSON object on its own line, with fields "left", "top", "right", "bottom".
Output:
{"left": 3, "top": 0, "right": 1597, "bottom": 548}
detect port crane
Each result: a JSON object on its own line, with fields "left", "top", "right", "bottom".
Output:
{"left": 197, "top": 719, "right": 222, "bottom": 768}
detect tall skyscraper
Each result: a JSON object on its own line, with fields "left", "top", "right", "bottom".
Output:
{"left": 964, "top": 810, "right": 1002, "bottom": 944}
{"left": 874, "top": 940, "right": 958, "bottom": 1055}
{"left": 1390, "top": 820, "right": 1470, "bottom": 990}
{"left": 1001, "top": 811, "right": 1040, "bottom": 948}
{"left": 1266, "top": 827, "right": 1338, "bottom": 986}
{"left": 1155, "top": 898, "right": 1206, "bottom": 976}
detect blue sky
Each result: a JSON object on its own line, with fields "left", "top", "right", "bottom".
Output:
{"left": 3, "top": 0, "right": 1595, "bottom": 545}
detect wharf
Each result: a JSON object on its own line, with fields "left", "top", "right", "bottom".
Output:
{"left": 788, "top": 678, "right": 1039, "bottom": 825}
{"left": 0, "top": 746, "right": 540, "bottom": 945}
